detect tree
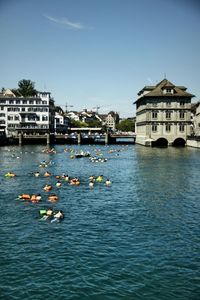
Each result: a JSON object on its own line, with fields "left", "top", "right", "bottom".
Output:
{"left": 55, "top": 106, "right": 64, "bottom": 114}
{"left": 116, "top": 119, "right": 135, "bottom": 132}
{"left": 17, "top": 79, "right": 37, "bottom": 97}
{"left": 85, "top": 120, "right": 102, "bottom": 128}
{"left": 69, "top": 119, "right": 88, "bottom": 128}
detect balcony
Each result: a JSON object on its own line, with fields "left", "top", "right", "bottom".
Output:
{"left": 17, "top": 124, "right": 49, "bottom": 130}
{"left": 20, "top": 121, "right": 37, "bottom": 124}
{"left": 19, "top": 111, "right": 37, "bottom": 115}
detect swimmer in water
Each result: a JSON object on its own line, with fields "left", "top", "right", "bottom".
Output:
{"left": 105, "top": 179, "right": 112, "bottom": 186}
{"left": 51, "top": 210, "right": 64, "bottom": 222}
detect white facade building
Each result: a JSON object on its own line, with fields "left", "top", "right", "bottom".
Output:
{"left": 104, "top": 111, "right": 119, "bottom": 131}
{"left": 55, "top": 111, "right": 69, "bottom": 134}
{"left": 66, "top": 111, "right": 80, "bottom": 121}
{"left": 0, "top": 89, "right": 55, "bottom": 137}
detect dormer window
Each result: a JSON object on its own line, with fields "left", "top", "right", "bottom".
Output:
{"left": 163, "top": 88, "right": 174, "bottom": 94}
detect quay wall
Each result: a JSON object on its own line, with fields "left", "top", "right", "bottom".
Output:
{"left": 186, "top": 138, "right": 200, "bottom": 149}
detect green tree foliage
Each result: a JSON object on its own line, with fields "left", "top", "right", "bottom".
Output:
{"left": 11, "top": 89, "right": 24, "bottom": 97}
{"left": 17, "top": 79, "right": 37, "bottom": 97}
{"left": 116, "top": 119, "right": 135, "bottom": 132}
{"left": 70, "top": 119, "right": 88, "bottom": 128}
{"left": 85, "top": 120, "right": 102, "bottom": 128}
{"left": 55, "top": 106, "right": 64, "bottom": 113}
{"left": 70, "top": 119, "right": 102, "bottom": 128}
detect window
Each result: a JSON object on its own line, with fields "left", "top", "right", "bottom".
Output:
{"left": 152, "top": 111, "right": 158, "bottom": 119}
{"left": 0, "top": 100, "right": 6, "bottom": 104}
{"left": 0, "top": 113, "right": 5, "bottom": 117}
{"left": 8, "top": 107, "right": 20, "bottom": 112}
{"left": 16, "top": 100, "right": 21, "bottom": 104}
{"left": 166, "top": 124, "right": 171, "bottom": 132}
{"left": 180, "top": 101, "right": 185, "bottom": 106}
{"left": 29, "top": 100, "right": 34, "bottom": 104}
{"left": 8, "top": 124, "right": 16, "bottom": 128}
{"left": 41, "top": 108, "right": 48, "bottom": 112}
{"left": 28, "top": 116, "right": 33, "bottom": 121}
{"left": 9, "top": 100, "right": 14, "bottom": 104}
{"left": 15, "top": 115, "right": 19, "bottom": 121}
{"left": 152, "top": 124, "right": 157, "bottom": 132}
{"left": 179, "top": 111, "right": 185, "bottom": 119}
{"left": 166, "top": 111, "right": 171, "bottom": 119}
{"left": 179, "top": 124, "right": 185, "bottom": 132}
{"left": 23, "top": 100, "right": 27, "bottom": 104}
{"left": 22, "top": 108, "right": 25, "bottom": 112}
{"left": 166, "top": 88, "right": 172, "bottom": 93}
{"left": 8, "top": 116, "right": 14, "bottom": 120}
{"left": 42, "top": 101, "right": 47, "bottom": 105}
{"left": 42, "top": 115, "right": 48, "bottom": 121}
{"left": 1, "top": 106, "right": 4, "bottom": 110}
{"left": 152, "top": 102, "right": 157, "bottom": 107}
{"left": 166, "top": 101, "right": 171, "bottom": 107}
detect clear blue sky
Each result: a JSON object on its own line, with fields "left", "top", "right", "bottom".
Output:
{"left": 0, "top": 0, "right": 200, "bottom": 117}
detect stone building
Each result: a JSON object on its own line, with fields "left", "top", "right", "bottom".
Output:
{"left": 192, "top": 102, "right": 200, "bottom": 136}
{"left": 134, "top": 79, "right": 194, "bottom": 146}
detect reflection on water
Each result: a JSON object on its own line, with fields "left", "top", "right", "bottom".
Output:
{"left": 0, "top": 144, "right": 199, "bottom": 300}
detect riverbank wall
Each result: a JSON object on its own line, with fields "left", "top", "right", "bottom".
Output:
{"left": 186, "top": 136, "right": 200, "bottom": 149}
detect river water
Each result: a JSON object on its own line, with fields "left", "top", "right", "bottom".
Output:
{"left": 0, "top": 144, "right": 199, "bottom": 300}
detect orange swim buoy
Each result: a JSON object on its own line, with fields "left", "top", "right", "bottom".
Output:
{"left": 19, "top": 194, "right": 31, "bottom": 200}
{"left": 30, "top": 194, "right": 41, "bottom": 202}
{"left": 31, "top": 195, "right": 37, "bottom": 202}
{"left": 70, "top": 178, "right": 80, "bottom": 185}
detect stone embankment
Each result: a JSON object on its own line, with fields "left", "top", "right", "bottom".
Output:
{"left": 186, "top": 136, "right": 200, "bottom": 148}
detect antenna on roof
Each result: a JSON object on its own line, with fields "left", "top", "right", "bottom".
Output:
{"left": 164, "top": 72, "right": 167, "bottom": 79}
{"left": 65, "top": 102, "right": 73, "bottom": 112}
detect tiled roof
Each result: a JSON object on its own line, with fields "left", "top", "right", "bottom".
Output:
{"left": 135, "top": 79, "right": 194, "bottom": 103}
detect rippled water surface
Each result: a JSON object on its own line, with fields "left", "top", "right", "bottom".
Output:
{"left": 0, "top": 144, "right": 199, "bottom": 300}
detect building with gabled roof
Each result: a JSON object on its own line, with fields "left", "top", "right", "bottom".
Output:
{"left": 134, "top": 79, "right": 195, "bottom": 146}
{"left": 98, "top": 111, "right": 119, "bottom": 131}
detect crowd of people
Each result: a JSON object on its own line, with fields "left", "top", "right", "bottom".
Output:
{"left": 4, "top": 145, "right": 125, "bottom": 223}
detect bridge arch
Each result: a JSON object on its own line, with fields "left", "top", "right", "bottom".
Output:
{"left": 172, "top": 138, "right": 186, "bottom": 147}
{"left": 152, "top": 138, "right": 168, "bottom": 147}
